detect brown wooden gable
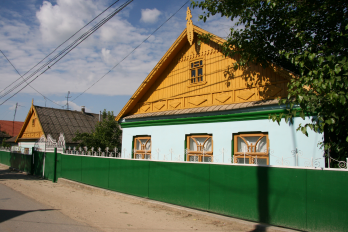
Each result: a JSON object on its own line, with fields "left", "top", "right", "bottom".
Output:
{"left": 116, "top": 25, "right": 294, "bottom": 121}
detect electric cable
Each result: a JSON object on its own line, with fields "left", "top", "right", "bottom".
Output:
{"left": 0, "top": 0, "right": 121, "bottom": 95}
{"left": 0, "top": 0, "right": 133, "bottom": 106}
{"left": 0, "top": 0, "right": 131, "bottom": 100}
{"left": 0, "top": 50, "right": 64, "bottom": 107}
{"left": 71, "top": 0, "right": 190, "bottom": 102}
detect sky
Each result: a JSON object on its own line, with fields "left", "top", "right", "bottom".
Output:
{"left": 0, "top": 0, "right": 236, "bottom": 122}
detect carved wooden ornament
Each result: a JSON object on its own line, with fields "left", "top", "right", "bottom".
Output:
{"left": 186, "top": 7, "right": 194, "bottom": 45}
{"left": 189, "top": 97, "right": 207, "bottom": 106}
{"left": 141, "top": 104, "right": 150, "bottom": 112}
{"left": 215, "top": 94, "right": 231, "bottom": 103}
{"left": 265, "top": 85, "right": 282, "bottom": 97}
{"left": 237, "top": 90, "right": 255, "bottom": 100}
{"left": 170, "top": 101, "right": 181, "bottom": 109}
{"left": 154, "top": 102, "right": 165, "bottom": 110}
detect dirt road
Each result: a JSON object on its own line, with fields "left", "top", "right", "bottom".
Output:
{"left": 0, "top": 164, "right": 295, "bottom": 232}
{"left": 0, "top": 184, "right": 98, "bottom": 232}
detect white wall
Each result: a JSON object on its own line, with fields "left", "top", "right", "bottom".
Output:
{"left": 121, "top": 117, "right": 324, "bottom": 167}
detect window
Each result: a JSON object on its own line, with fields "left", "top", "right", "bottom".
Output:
{"left": 32, "top": 118, "right": 35, "bottom": 127}
{"left": 233, "top": 133, "right": 269, "bottom": 165}
{"left": 186, "top": 134, "right": 213, "bottom": 162}
{"left": 133, "top": 136, "right": 151, "bottom": 159}
{"left": 190, "top": 60, "right": 203, "bottom": 84}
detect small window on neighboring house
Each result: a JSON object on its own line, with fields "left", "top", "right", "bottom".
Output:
{"left": 190, "top": 60, "right": 203, "bottom": 84}
{"left": 32, "top": 118, "right": 35, "bottom": 127}
{"left": 186, "top": 134, "right": 213, "bottom": 162}
{"left": 233, "top": 133, "right": 269, "bottom": 165}
{"left": 133, "top": 136, "right": 151, "bottom": 159}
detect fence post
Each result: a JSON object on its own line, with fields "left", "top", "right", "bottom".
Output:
{"left": 42, "top": 152, "right": 46, "bottom": 178}
{"left": 53, "top": 147, "right": 57, "bottom": 183}
{"left": 31, "top": 147, "right": 34, "bottom": 175}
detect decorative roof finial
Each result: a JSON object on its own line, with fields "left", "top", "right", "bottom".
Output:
{"left": 32, "top": 99, "right": 34, "bottom": 105}
{"left": 186, "top": 7, "right": 194, "bottom": 45}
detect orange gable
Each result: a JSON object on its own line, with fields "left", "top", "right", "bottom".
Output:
{"left": 116, "top": 25, "right": 295, "bottom": 121}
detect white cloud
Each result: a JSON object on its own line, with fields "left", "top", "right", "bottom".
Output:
{"left": 140, "top": 8, "right": 161, "bottom": 24}
{"left": 0, "top": 0, "right": 237, "bottom": 101}
{"left": 36, "top": 0, "right": 97, "bottom": 44}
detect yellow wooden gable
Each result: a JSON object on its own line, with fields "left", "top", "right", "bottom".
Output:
{"left": 16, "top": 102, "right": 44, "bottom": 142}
{"left": 116, "top": 8, "right": 295, "bottom": 121}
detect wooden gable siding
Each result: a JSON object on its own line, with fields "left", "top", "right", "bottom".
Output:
{"left": 20, "top": 107, "right": 44, "bottom": 139}
{"left": 129, "top": 34, "right": 289, "bottom": 116}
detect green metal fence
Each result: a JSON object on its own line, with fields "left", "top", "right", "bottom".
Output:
{"left": 0, "top": 150, "right": 347, "bottom": 231}
{"left": 58, "top": 154, "right": 348, "bottom": 232}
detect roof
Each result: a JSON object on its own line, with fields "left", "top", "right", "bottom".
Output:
{"left": 6, "top": 135, "right": 17, "bottom": 143}
{"left": 0, "top": 120, "right": 24, "bottom": 137}
{"left": 17, "top": 105, "right": 99, "bottom": 144}
{"left": 115, "top": 25, "right": 296, "bottom": 122}
{"left": 123, "top": 99, "right": 280, "bottom": 120}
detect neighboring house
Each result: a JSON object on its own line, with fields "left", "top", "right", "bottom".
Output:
{"left": 0, "top": 120, "right": 24, "bottom": 144}
{"left": 5, "top": 136, "right": 18, "bottom": 147}
{"left": 116, "top": 8, "right": 324, "bottom": 167}
{"left": 15, "top": 101, "right": 99, "bottom": 152}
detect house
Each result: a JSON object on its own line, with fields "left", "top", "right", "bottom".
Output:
{"left": 15, "top": 101, "right": 99, "bottom": 152}
{"left": 0, "top": 120, "right": 24, "bottom": 144}
{"left": 116, "top": 8, "right": 324, "bottom": 167}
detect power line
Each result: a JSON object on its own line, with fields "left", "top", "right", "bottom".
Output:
{"left": 0, "top": 0, "right": 121, "bottom": 96}
{"left": 0, "top": 0, "right": 131, "bottom": 101}
{"left": 0, "top": 0, "right": 133, "bottom": 106}
{"left": 0, "top": 50, "right": 64, "bottom": 107}
{"left": 71, "top": 0, "right": 190, "bottom": 102}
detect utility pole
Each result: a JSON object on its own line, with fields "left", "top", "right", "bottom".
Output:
{"left": 12, "top": 103, "right": 24, "bottom": 136}
{"left": 13, "top": 103, "right": 18, "bottom": 136}
{"left": 65, "top": 91, "right": 71, "bottom": 110}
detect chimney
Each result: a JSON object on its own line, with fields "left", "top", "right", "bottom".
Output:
{"left": 81, "top": 106, "right": 85, "bottom": 113}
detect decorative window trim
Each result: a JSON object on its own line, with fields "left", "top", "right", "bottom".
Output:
{"left": 188, "top": 57, "right": 206, "bottom": 87}
{"left": 186, "top": 134, "right": 213, "bottom": 162}
{"left": 133, "top": 136, "right": 151, "bottom": 160}
{"left": 233, "top": 132, "right": 269, "bottom": 165}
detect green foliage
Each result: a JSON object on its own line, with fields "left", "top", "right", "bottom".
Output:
{"left": 73, "top": 110, "right": 122, "bottom": 151}
{"left": 191, "top": 0, "right": 348, "bottom": 160}
{"left": 1, "top": 139, "right": 10, "bottom": 148}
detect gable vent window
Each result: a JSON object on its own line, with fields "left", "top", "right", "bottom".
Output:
{"left": 190, "top": 60, "right": 203, "bottom": 84}
{"left": 32, "top": 118, "right": 35, "bottom": 127}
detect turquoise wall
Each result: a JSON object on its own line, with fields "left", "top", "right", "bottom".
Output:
{"left": 121, "top": 117, "right": 324, "bottom": 167}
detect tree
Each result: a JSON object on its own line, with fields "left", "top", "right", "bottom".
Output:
{"left": 191, "top": 0, "right": 348, "bottom": 161}
{"left": 1, "top": 138, "right": 10, "bottom": 148}
{"left": 73, "top": 110, "right": 122, "bottom": 151}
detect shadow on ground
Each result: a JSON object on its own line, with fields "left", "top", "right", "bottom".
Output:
{"left": 0, "top": 165, "right": 42, "bottom": 181}
{"left": 0, "top": 209, "right": 56, "bottom": 223}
